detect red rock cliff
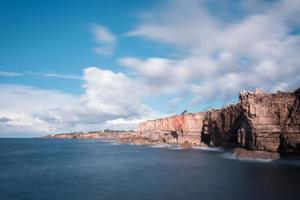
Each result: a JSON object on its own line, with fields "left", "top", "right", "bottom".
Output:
{"left": 138, "top": 88, "right": 300, "bottom": 153}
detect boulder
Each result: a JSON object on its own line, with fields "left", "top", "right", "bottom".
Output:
{"left": 180, "top": 141, "right": 192, "bottom": 149}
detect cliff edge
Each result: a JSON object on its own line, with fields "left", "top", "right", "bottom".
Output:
{"left": 138, "top": 88, "right": 300, "bottom": 155}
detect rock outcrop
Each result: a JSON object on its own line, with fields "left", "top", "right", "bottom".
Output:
{"left": 233, "top": 148, "right": 280, "bottom": 160}
{"left": 138, "top": 88, "right": 300, "bottom": 154}
{"left": 138, "top": 113, "right": 205, "bottom": 145}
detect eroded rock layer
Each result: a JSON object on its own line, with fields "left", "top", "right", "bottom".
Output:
{"left": 138, "top": 88, "right": 300, "bottom": 153}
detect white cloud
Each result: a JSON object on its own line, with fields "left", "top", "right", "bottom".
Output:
{"left": 127, "top": 0, "right": 219, "bottom": 49}
{"left": 38, "top": 73, "right": 82, "bottom": 80}
{"left": 81, "top": 67, "right": 151, "bottom": 118}
{"left": 27, "top": 72, "right": 82, "bottom": 80}
{"left": 2, "top": 0, "right": 300, "bottom": 137}
{"left": 119, "top": 56, "right": 218, "bottom": 95}
{"left": 0, "top": 117, "right": 12, "bottom": 123}
{"left": 0, "top": 71, "right": 22, "bottom": 77}
{"left": 0, "top": 67, "right": 162, "bottom": 137}
{"left": 91, "top": 46, "right": 115, "bottom": 56}
{"left": 0, "top": 84, "right": 79, "bottom": 135}
{"left": 123, "top": 0, "right": 300, "bottom": 105}
{"left": 90, "top": 24, "right": 116, "bottom": 44}
{"left": 89, "top": 23, "right": 117, "bottom": 56}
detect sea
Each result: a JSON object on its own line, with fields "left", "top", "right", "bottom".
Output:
{"left": 0, "top": 138, "right": 300, "bottom": 200}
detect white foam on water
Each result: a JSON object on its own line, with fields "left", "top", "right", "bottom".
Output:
{"left": 149, "top": 144, "right": 173, "bottom": 148}
{"left": 107, "top": 141, "right": 120, "bottom": 145}
{"left": 168, "top": 145, "right": 185, "bottom": 150}
{"left": 128, "top": 143, "right": 145, "bottom": 146}
{"left": 101, "top": 140, "right": 116, "bottom": 143}
{"left": 192, "top": 146, "right": 224, "bottom": 152}
{"left": 220, "top": 152, "right": 273, "bottom": 163}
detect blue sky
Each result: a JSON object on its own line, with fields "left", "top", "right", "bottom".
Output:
{"left": 0, "top": 0, "right": 300, "bottom": 137}
{"left": 0, "top": 0, "right": 158, "bottom": 92}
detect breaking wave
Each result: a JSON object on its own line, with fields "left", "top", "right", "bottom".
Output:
{"left": 192, "top": 146, "right": 224, "bottom": 152}
{"left": 149, "top": 144, "right": 173, "bottom": 148}
{"left": 169, "top": 145, "right": 184, "bottom": 150}
{"left": 107, "top": 141, "right": 120, "bottom": 145}
{"left": 220, "top": 152, "right": 273, "bottom": 163}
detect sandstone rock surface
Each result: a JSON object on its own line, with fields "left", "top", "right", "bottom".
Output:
{"left": 233, "top": 148, "right": 280, "bottom": 160}
{"left": 138, "top": 88, "right": 300, "bottom": 154}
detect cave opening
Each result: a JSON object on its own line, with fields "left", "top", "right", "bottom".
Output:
{"left": 200, "top": 119, "right": 211, "bottom": 145}
{"left": 170, "top": 131, "right": 178, "bottom": 144}
{"left": 233, "top": 116, "right": 254, "bottom": 150}
{"left": 201, "top": 133, "right": 211, "bottom": 145}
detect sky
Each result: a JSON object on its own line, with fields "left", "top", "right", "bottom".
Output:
{"left": 0, "top": 0, "right": 300, "bottom": 137}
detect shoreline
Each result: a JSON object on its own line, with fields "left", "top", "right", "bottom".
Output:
{"left": 42, "top": 134, "right": 295, "bottom": 162}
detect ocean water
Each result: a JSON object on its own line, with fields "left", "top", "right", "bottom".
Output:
{"left": 0, "top": 139, "right": 300, "bottom": 200}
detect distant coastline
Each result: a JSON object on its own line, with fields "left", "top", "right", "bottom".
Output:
{"left": 44, "top": 87, "right": 300, "bottom": 161}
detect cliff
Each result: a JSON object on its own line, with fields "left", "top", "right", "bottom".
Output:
{"left": 138, "top": 88, "right": 300, "bottom": 153}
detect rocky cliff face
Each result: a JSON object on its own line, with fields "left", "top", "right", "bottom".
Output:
{"left": 138, "top": 88, "right": 300, "bottom": 153}
{"left": 240, "top": 88, "right": 300, "bottom": 152}
{"left": 138, "top": 113, "right": 205, "bottom": 145}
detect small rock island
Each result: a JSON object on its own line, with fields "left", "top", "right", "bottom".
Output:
{"left": 45, "top": 88, "right": 300, "bottom": 160}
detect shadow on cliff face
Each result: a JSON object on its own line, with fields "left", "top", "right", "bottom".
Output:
{"left": 200, "top": 114, "right": 220, "bottom": 146}
{"left": 231, "top": 115, "right": 254, "bottom": 150}
{"left": 170, "top": 131, "right": 178, "bottom": 141}
{"left": 200, "top": 107, "right": 255, "bottom": 151}
{"left": 277, "top": 88, "right": 300, "bottom": 157}
{"left": 201, "top": 132, "right": 210, "bottom": 146}
{"left": 278, "top": 133, "right": 300, "bottom": 157}
{"left": 278, "top": 133, "right": 288, "bottom": 157}
{"left": 225, "top": 87, "right": 299, "bottom": 155}
{"left": 162, "top": 131, "right": 179, "bottom": 144}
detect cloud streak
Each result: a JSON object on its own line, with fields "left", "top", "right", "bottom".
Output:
{"left": 0, "top": 71, "right": 22, "bottom": 77}
{"left": 27, "top": 72, "right": 82, "bottom": 80}
{"left": 89, "top": 23, "right": 117, "bottom": 56}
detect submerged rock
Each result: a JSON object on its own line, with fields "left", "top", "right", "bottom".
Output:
{"left": 233, "top": 148, "right": 280, "bottom": 160}
{"left": 180, "top": 141, "right": 192, "bottom": 149}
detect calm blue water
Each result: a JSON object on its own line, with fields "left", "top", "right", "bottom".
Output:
{"left": 0, "top": 139, "right": 300, "bottom": 200}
